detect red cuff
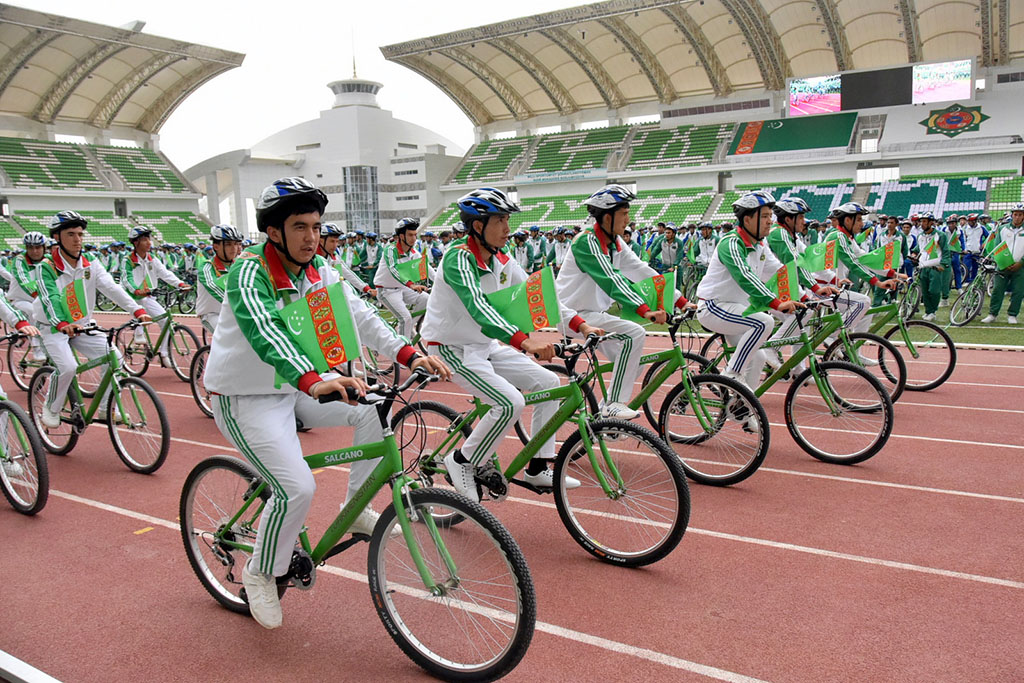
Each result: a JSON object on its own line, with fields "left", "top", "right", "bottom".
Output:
{"left": 635, "top": 304, "right": 651, "bottom": 317}
{"left": 868, "top": 276, "right": 881, "bottom": 287}
{"left": 298, "top": 371, "right": 321, "bottom": 396}
{"left": 133, "top": 308, "right": 147, "bottom": 318}
{"left": 509, "top": 331, "right": 529, "bottom": 350}
{"left": 811, "top": 284, "right": 823, "bottom": 294}
{"left": 768, "top": 298, "right": 783, "bottom": 311}
{"left": 800, "top": 294, "right": 810, "bottom": 303}
{"left": 396, "top": 345, "right": 418, "bottom": 367}
{"left": 886, "top": 269, "right": 896, "bottom": 279}
{"left": 568, "top": 315, "right": 585, "bottom": 333}
{"left": 14, "top": 320, "right": 29, "bottom": 331}
{"left": 405, "top": 280, "right": 414, "bottom": 287}
{"left": 134, "top": 289, "right": 145, "bottom": 297}
{"left": 362, "top": 285, "right": 371, "bottom": 293}
{"left": 56, "top": 321, "right": 70, "bottom": 332}
{"left": 674, "top": 296, "right": 688, "bottom": 310}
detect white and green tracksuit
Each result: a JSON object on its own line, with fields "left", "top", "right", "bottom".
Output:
{"left": 196, "top": 255, "right": 232, "bottom": 333}
{"left": 557, "top": 226, "right": 683, "bottom": 405}
{"left": 8, "top": 254, "right": 44, "bottom": 353}
{"left": 35, "top": 249, "right": 145, "bottom": 413}
{"left": 421, "top": 237, "right": 584, "bottom": 466}
{"left": 696, "top": 230, "right": 785, "bottom": 388}
{"left": 373, "top": 240, "right": 432, "bottom": 338}
{"left": 813, "top": 227, "right": 890, "bottom": 332}
{"left": 122, "top": 251, "right": 184, "bottom": 354}
{"left": 204, "top": 243, "right": 419, "bottom": 578}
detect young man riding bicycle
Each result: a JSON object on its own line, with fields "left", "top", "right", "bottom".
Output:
{"left": 203, "top": 177, "right": 449, "bottom": 630}
{"left": 196, "top": 224, "right": 244, "bottom": 335}
{"left": 373, "top": 217, "right": 432, "bottom": 338}
{"left": 8, "top": 231, "right": 48, "bottom": 361}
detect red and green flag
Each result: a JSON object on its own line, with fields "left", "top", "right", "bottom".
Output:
{"left": 859, "top": 237, "right": 903, "bottom": 271}
{"left": 989, "top": 240, "right": 1017, "bottom": 270}
{"left": 63, "top": 279, "right": 88, "bottom": 322}
{"left": 485, "top": 266, "right": 561, "bottom": 333}
{"left": 855, "top": 227, "right": 873, "bottom": 245}
{"left": 622, "top": 271, "right": 676, "bottom": 323}
{"left": 686, "top": 238, "right": 697, "bottom": 264}
{"left": 798, "top": 239, "right": 838, "bottom": 272}
{"left": 276, "top": 283, "right": 361, "bottom": 387}
{"left": 947, "top": 232, "right": 963, "bottom": 253}
{"left": 983, "top": 231, "right": 1001, "bottom": 255}
{"left": 745, "top": 260, "right": 799, "bottom": 315}
{"left": 395, "top": 252, "right": 429, "bottom": 283}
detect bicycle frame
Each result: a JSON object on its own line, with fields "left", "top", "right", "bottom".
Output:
{"left": 68, "top": 346, "right": 142, "bottom": 426}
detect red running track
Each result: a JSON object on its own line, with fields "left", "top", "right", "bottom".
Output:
{"left": 2, "top": 317, "right": 1023, "bottom": 682}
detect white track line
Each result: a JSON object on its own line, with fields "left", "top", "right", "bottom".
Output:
{"left": 46, "top": 489, "right": 766, "bottom": 683}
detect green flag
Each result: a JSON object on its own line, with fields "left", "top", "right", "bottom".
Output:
{"left": 983, "top": 231, "right": 1000, "bottom": 254}
{"left": 745, "top": 261, "right": 799, "bottom": 315}
{"left": 63, "top": 278, "right": 88, "bottom": 323}
{"left": 622, "top": 271, "right": 676, "bottom": 323}
{"left": 989, "top": 240, "right": 1017, "bottom": 270}
{"left": 687, "top": 238, "right": 697, "bottom": 264}
{"left": 855, "top": 227, "right": 872, "bottom": 245}
{"left": 394, "top": 252, "right": 428, "bottom": 283}
{"left": 347, "top": 248, "right": 361, "bottom": 266}
{"left": 798, "top": 239, "right": 838, "bottom": 272}
{"left": 947, "top": 232, "right": 963, "bottom": 253}
{"left": 859, "top": 238, "right": 903, "bottom": 271}
{"left": 276, "top": 283, "right": 361, "bottom": 386}
{"left": 485, "top": 267, "right": 561, "bottom": 333}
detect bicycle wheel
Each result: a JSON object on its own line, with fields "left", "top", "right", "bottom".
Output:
{"left": 639, "top": 352, "right": 712, "bottom": 431}
{"left": 107, "top": 377, "right": 170, "bottom": 474}
{"left": 180, "top": 455, "right": 275, "bottom": 614}
{"left": 784, "top": 360, "right": 894, "bottom": 464}
{"left": 362, "top": 345, "right": 400, "bottom": 385}
{"left": 190, "top": 345, "right": 213, "bottom": 418}
{"left": 949, "top": 286, "right": 983, "bottom": 327}
{"left": 513, "top": 364, "right": 598, "bottom": 448}
{"left": 0, "top": 401, "right": 48, "bottom": 515}
{"left": 167, "top": 324, "right": 200, "bottom": 382}
{"left": 114, "top": 326, "right": 150, "bottom": 377}
{"left": 883, "top": 321, "right": 956, "bottom": 391}
{"left": 823, "top": 333, "right": 907, "bottom": 403}
{"left": 368, "top": 487, "right": 535, "bottom": 681}
{"left": 699, "top": 333, "right": 726, "bottom": 363}
{"left": 6, "top": 335, "right": 36, "bottom": 392}
{"left": 27, "top": 366, "right": 81, "bottom": 456}
{"left": 178, "top": 288, "right": 197, "bottom": 314}
{"left": 554, "top": 418, "right": 689, "bottom": 566}
{"left": 74, "top": 348, "right": 103, "bottom": 399}
{"left": 900, "top": 284, "right": 922, "bottom": 320}
{"left": 657, "top": 374, "right": 769, "bottom": 486}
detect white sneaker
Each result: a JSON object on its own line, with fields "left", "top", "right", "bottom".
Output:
{"left": 600, "top": 402, "right": 640, "bottom": 420}
{"left": 981, "top": 315, "right": 995, "bottom": 324}
{"left": 923, "top": 313, "right": 936, "bottom": 321}
{"left": 346, "top": 507, "right": 398, "bottom": 537}
{"left": 857, "top": 353, "right": 880, "bottom": 367}
{"left": 40, "top": 404, "right": 61, "bottom": 429}
{"left": 29, "top": 350, "right": 46, "bottom": 362}
{"left": 444, "top": 452, "right": 479, "bottom": 503}
{"left": 241, "top": 562, "right": 282, "bottom": 629}
{"left": 1009, "top": 316, "right": 1018, "bottom": 325}
{"left": 159, "top": 353, "right": 171, "bottom": 367}
{"left": 523, "top": 466, "right": 580, "bottom": 490}
{"left": 2, "top": 458, "right": 24, "bottom": 479}
{"left": 939, "top": 299, "right": 948, "bottom": 307}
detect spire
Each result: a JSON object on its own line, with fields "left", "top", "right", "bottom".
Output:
{"left": 351, "top": 27, "right": 357, "bottom": 78}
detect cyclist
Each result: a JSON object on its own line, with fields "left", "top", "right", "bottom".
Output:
{"left": 558, "top": 184, "right": 691, "bottom": 419}
{"left": 357, "top": 231, "right": 381, "bottom": 284}
{"left": 34, "top": 211, "right": 152, "bottom": 428}
{"left": 527, "top": 225, "right": 546, "bottom": 272}
{"left": 911, "top": 212, "right": 949, "bottom": 322}
{"left": 942, "top": 215, "right": 965, "bottom": 306}
{"left": 0, "top": 286, "right": 39, "bottom": 477}
{"left": 196, "top": 224, "right": 244, "bottom": 334}
{"left": 204, "top": 177, "right": 449, "bottom": 629}
{"left": 695, "top": 222, "right": 718, "bottom": 275}
{"left": 373, "top": 217, "right": 432, "bottom": 338}
{"left": 318, "top": 223, "right": 375, "bottom": 296}
{"left": 962, "top": 213, "right": 990, "bottom": 284}
{"left": 980, "top": 203, "right": 1024, "bottom": 324}
{"left": 8, "top": 231, "right": 48, "bottom": 361}
{"left": 421, "top": 187, "right": 603, "bottom": 502}
{"left": 870, "top": 216, "right": 909, "bottom": 306}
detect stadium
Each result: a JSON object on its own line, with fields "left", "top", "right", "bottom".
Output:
{"left": 2, "top": 1, "right": 1024, "bottom": 682}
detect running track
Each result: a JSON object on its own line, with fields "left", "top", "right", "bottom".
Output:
{"left": 2, "top": 315, "right": 1022, "bottom": 682}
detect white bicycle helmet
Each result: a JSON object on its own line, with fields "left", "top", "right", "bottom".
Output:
{"left": 49, "top": 210, "right": 88, "bottom": 236}
{"left": 732, "top": 191, "right": 776, "bottom": 218}
{"left": 22, "top": 231, "right": 46, "bottom": 247}
{"left": 210, "top": 224, "right": 244, "bottom": 242}
{"left": 255, "top": 177, "right": 328, "bottom": 232}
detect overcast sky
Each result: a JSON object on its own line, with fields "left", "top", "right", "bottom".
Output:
{"left": 25, "top": 0, "right": 586, "bottom": 170}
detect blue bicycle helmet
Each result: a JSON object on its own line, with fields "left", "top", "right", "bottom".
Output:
{"left": 255, "top": 177, "right": 328, "bottom": 232}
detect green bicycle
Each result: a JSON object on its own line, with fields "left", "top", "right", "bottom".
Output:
{"left": 0, "top": 334, "right": 48, "bottom": 515}
{"left": 28, "top": 320, "right": 170, "bottom": 473}
{"left": 700, "top": 300, "right": 895, "bottom": 465}
{"left": 394, "top": 335, "right": 691, "bottom": 566}
{"left": 179, "top": 368, "right": 536, "bottom": 681}
{"left": 361, "top": 292, "right": 428, "bottom": 384}
{"left": 115, "top": 307, "right": 201, "bottom": 382}
{"left": 7, "top": 333, "right": 103, "bottom": 396}
{"left": 949, "top": 256, "right": 997, "bottom": 326}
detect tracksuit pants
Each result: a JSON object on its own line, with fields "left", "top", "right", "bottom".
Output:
{"left": 918, "top": 267, "right": 944, "bottom": 315}
{"left": 212, "top": 390, "right": 383, "bottom": 577}
{"left": 697, "top": 299, "right": 774, "bottom": 389}
{"left": 12, "top": 300, "right": 42, "bottom": 353}
{"left": 378, "top": 287, "right": 429, "bottom": 339}
{"left": 134, "top": 296, "right": 171, "bottom": 355}
{"left": 199, "top": 312, "right": 219, "bottom": 335}
{"left": 435, "top": 341, "right": 559, "bottom": 466}
{"left": 963, "top": 252, "right": 980, "bottom": 283}
{"left": 834, "top": 289, "right": 872, "bottom": 333}
{"left": 577, "top": 310, "right": 647, "bottom": 406}
{"left": 988, "top": 267, "right": 1024, "bottom": 318}
{"left": 41, "top": 327, "right": 119, "bottom": 413}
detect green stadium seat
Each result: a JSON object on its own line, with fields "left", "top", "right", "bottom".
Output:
{"left": 525, "top": 127, "right": 630, "bottom": 173}
{"left": 93, "top": 146, "right": 189, "bottom": 193}
{"left": 0, "top": 137, "right": 106, "bottom": 191}
{"left": 625, "top": 123, "right": 734, "bottom": 171}
{"left": 866, "top": 174, "right": 1001, "bottom": 218}
{"left": 452, "top": 138, "right": 531, "bottom": 183}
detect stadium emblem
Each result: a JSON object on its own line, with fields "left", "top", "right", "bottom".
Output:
{"left": 919, "top": 103, "right": 989, "bottom": 138}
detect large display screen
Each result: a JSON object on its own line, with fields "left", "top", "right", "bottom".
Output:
{"left": 841, "top": 67, "right": 913, "bottom": 110}
{"left": 912, "top": 59, "right": 973, "bottom": 104}
{"left": 788, "top": 74, "right": 841, "bottom": 117}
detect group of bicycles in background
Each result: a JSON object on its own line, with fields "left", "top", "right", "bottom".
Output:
{"left": 1, "top": 268, "right": 962, "bottom": 682}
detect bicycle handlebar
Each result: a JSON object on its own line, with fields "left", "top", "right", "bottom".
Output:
{"left": 316, "top": 366, "right": 439, "bottom": 404}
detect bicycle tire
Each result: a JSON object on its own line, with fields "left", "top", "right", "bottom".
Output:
{"left": 6, "top": 336, "right": 35, "bottom": 392}
{"left": 657, "top": 373, "right": 769, "bottom": 487}
{"left": 823, "top": 332, "right": 908, "bottom": 403}
{"left": 784, "top": 360, "right": 894, "bottom": 465}
{"left": 949, "top": 286, "right": 983, "bottom": 327}
{"left": 639, "top": 351, "right": 713, "bottom": 432}
{"left": 190, "top": 345, "right": 213, "bottom": 418}
{"left": 178, "top": 288, "right": 197, "bottom": 314}
{"left": 180, "top": 455, "right": 278, "bottom": 614}
{"left": 27, "top": 366, "right": 81, "bottom": 456}
{"left": 115, "top": 326, "right": 150, "bottom": 377}
{"left": 0, "top": 400, "right": 48, "bottom": 515}
{"left": 108, "top": 377, "right": 170, "bottom": 474}
{"left": 553, "top": 418, "right": 689, "bottom": 566}
{"left": 883, "top": 320, "right": 956, "bottom": 391}
{"left": 368, "top": 487, "right": 535, "bottom": 681}
{"left": 363, "top": 345, "right": 400, "bottom": 386}
{"left": 513, "top": 363, "right": 598, "bottom": 447}
{"left": 699, "top": 333, "right": 726, "bottom": 363}
{"left": 901, "top": 285, "right": 922, "bottom": 320}
{"left": 168, "top": 324, "right": 200, "bottom": 382}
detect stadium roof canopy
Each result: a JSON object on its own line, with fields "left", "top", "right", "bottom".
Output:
{"left": 381, "top": 0, "right": 1023, "bottom": 127}
{"left": 0, "top": 4, "right": 243, "bottom": 134}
